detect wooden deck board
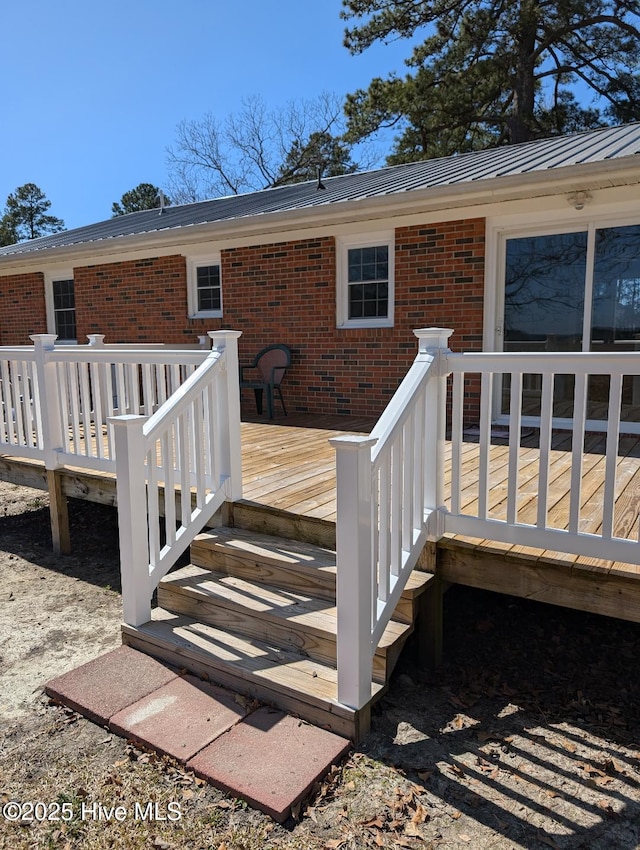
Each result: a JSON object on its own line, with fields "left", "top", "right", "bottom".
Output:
{"left": 3, "top": 415, "right": 640, "bottom": 613}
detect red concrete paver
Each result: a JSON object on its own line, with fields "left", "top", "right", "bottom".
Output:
{"left": 187, "top": 706, "right": 351, "bottom": 822}
{"left": 110, "top": 674, "right": 249, "bottom": 762}
{"left": 45, "top": 646, "right": 178, "bottom": 725}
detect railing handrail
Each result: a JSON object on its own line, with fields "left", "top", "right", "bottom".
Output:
{"left": 45, "top": 348, "right": 209, "bottom": 366}
{"left": 370, "top": 353, "right": 436, "bottom": 466}
{"left": 447, "top": 349, "right": 640, "bottom": 374}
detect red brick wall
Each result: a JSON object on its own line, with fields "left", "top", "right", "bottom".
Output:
{"left": 222, "top": 221, "right": 485, "bottom": 417}
{"left": 0, "top": 272, "right": 46, "bottom": 344}
{"left": 75, "top": 255, "right": 211, "bottom": 343}
{"left": 0, "top": 217, "right": 486, "bottom": 419}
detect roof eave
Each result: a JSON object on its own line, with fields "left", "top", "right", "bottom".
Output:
{"left": 0, "top": 155, "right": 638, "bottom": 274}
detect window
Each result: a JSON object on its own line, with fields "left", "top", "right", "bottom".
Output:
{"left": 45, "top": 271, "right": 76, "bottom": 342}
{"left": 337, "top": 233, "right": 394, "bottom": 328}
{"left": 498, "top": 220, "right": 640, "bottom": 425}
{"left": 187, "top": 256, "right": 223, "bottom": 318}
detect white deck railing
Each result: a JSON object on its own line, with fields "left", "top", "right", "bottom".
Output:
{"left": 330, "top": 329, "right": 452, "bottom": 709}
{"left": 0, "top": 334, "right": 211, "bottom": 470}
{"left": 446, "top": 350, "right": 640, "bottom": 565}
{"left": 111, "top": 331, "right": 242, "bottom": 626}
{"left": 0, "top": 330, "right": 242, "bottom": 628}
{"left": 332, "top": 330, "right": 640, "bottom": 710}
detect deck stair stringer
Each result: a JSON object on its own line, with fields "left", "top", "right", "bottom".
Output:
{"left": 122, "top": 526, "right": 434, "bottom": 741}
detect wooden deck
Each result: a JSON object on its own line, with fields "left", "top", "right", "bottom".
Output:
{"left": 2, "top": 413, "right": 640, "bottom": 623}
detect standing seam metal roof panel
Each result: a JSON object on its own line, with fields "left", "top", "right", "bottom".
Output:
{"left": 1, "top": 122, "right": 640, "bottom": 258}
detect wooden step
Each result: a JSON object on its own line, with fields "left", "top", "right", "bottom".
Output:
{"left": 191, "top": 527, "right": 436, "bottom": 624}
{"left": 122, "top": 608, "right": 383, "bottom": 741}
{"left": 191, "top": 527, "right": 337, "bottom": 601}
{"left": 158, "top": 565, "right": 412, "bottom": 683}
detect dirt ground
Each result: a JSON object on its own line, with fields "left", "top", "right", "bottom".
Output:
{"left": 1, "top": 479, "right": 639, "bottom": 850}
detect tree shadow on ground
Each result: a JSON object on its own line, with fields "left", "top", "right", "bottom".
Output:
{"left": 364, "top": 586, "right": 640, "bottom": 849}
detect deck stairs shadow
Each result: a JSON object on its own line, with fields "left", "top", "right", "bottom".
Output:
{"left": 121, "top": 524, "right": 434, "bottom": 741}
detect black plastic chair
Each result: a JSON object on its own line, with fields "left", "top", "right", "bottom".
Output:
{"left": 239, "top": 344, "right": 291, "bottom": 418}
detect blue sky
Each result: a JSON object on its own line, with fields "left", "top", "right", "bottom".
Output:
{"left": 1, "top": 1, "right": 411, "bottom": 230}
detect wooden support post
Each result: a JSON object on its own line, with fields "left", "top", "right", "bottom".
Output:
{"left": 47, "top": 469, "right": 70, "bottom": 555}
{"left": 417, "top": 573, "right": 444, "bottom": 669}
{"left": 415, "top": 540, "right": 444, "bottom": 668}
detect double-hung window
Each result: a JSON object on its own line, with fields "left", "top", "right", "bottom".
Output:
{"left": 45, "top": 271, "right": 77, "bottom": 342}
{"left": 337, "top": 233, "right": 394, "bottom": 328}
{"left": 187, "top": 255, "right": 223, "bottom": 318}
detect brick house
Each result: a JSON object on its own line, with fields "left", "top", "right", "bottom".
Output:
{"left": 2, "top": 123, "right": 640, "bottom": 424}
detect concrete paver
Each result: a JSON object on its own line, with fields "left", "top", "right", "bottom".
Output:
{"left": 45, "top": 646, "right": 178, "bottom": 725}
{"left": 187, "top": 706, "right": 351, "bottom": 822}
{"left": 45, "top": 649, "right": 350, "bottom": 821}
{"left": 110, "top": 674, "right": 248, "bottom": 762}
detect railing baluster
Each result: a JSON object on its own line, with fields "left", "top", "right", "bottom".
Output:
{"left": 79, "top": 361, "right": 92, "bottom": 457}
{"left": 20, "top": 361, "right": 35, "bottom": 448}
{"left": 147, "top": 442, "right": 161, "bottom": 567}
{"left": 90, "top": 361, "right": 105, "bottom": 459}
{"left": 0, "top": 359, "right": 10, "bottom": 444}
{"left": 193, "top": 394, "right": 206, "bottom": 507}
{"left": 115, "top": 362, "right": 127, "bottom": 415}
{"left": 379, "top": 455, "right": 391, "bottom": 589}
{"left": 450, "top": 371, "right": 463, "bottom": 515}
{"left": 507, "top": 371, "right": 523, "bottom": 525}
{"left": 178, "top": 411, "right": 191, "bottom": 527}
{"left": 536, "top": 371, "right": 554, "bottom": 529}
{"left": 602, "top": 372, "right": 623, "bottom": 539}
{"left": 391, "top": 434, "right": 403, "bottom": 575}
{"left": 162, "top": 429, "right": 176, "bottom": 547}
{"left": 402, "top": 416, "right": 414, "bottom": 552}
{"left": 412, "top": 388, "right": 425, "bottom": 532}
{"left": 569, "top": 372, "right": 588, "bottom": 534}
{"left": 128, "top": 363, "right": 141, "bottom": 414}
{"left": 478, "top": 371, "right": 493, "bottom": 520}
{"left": 10, "top": 360, "right": 25, "bottom": 446}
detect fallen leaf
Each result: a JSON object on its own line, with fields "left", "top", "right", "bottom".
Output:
{"left": 411, "top": 802, "right": 428, "bottom": 825}
{"left": 324, "top": 840, "right": 345, "bottom": 850}
{"left": 361, "top": 817, "right": 386, "bottom": 829}
{"left": 417, "top": 770, "right": 433, "bottom": 781}
{"left": 459, "top": 834, "right": 472, "bottom": 842}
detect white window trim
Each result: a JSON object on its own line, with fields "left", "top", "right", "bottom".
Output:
{"left": 187, "top": 254, "right": 223, "bottom": 319}
{"left": 44, "top": 270, "right": 77, "bottom": 344}
{"left": 336, "top": 232, "right": 394, "bottom": 329}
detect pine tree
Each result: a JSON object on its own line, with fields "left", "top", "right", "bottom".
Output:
{"left": 111, "top": 183, "right": 171, "bottom": 216}
{"left": 0, "top": 183, "right": 65, "bottom": 244}
{"left": 341, "top": 0, "right": 640, "bottom": 159}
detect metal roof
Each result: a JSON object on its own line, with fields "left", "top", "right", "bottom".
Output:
{"left": 2, "top": 122, "right": 640, "bottom": 258}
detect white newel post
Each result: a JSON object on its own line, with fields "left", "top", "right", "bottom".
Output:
{"left": 30, "top": 334, "right": 64, "bottom": 470}
{"left": 208, "top": 330, "right": 243, "bottom": 501}
{"left": 111, "top": 414, "right": 151, "bottom": 626}
{"left": 414, "top": 328, "right": 453, "bottom": 539}
{"left": 330, "top": 435, "right": 378, "bottom": 709}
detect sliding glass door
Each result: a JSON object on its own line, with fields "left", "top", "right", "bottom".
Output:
{"left": 501, "top": 222, "right": 640, "bottom": 425}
